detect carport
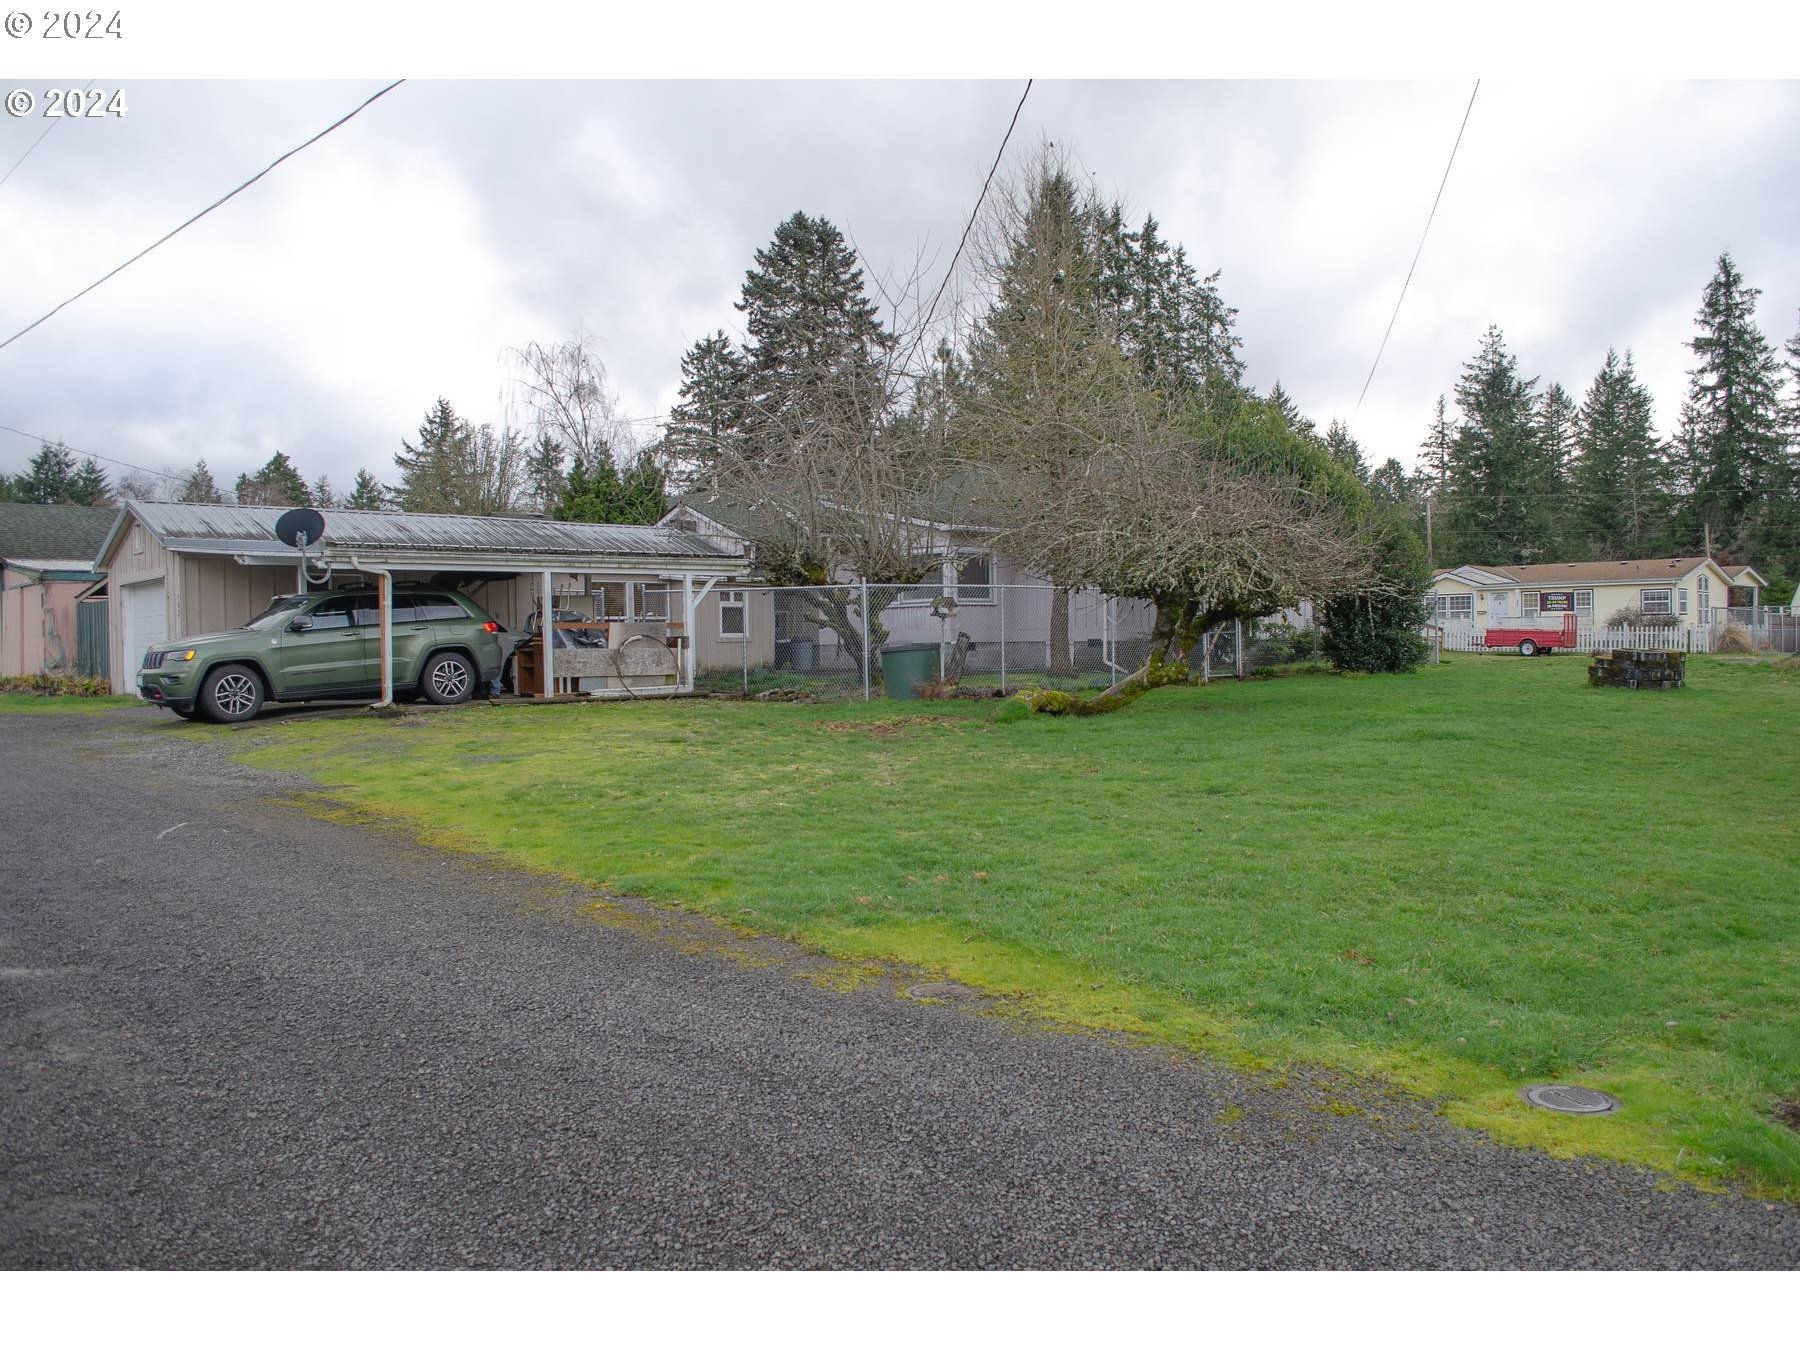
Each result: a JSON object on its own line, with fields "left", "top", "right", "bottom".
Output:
{"left": 94, "top": 502, "right": 751, "bottom": 701}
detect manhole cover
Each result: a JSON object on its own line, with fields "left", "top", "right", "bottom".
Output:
{"left": 1521, "top": 1084, "right": 1620, "bottom": 1115}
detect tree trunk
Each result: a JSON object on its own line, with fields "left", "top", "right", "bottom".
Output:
{"left": 1049, "top": 588, "right": 1073, "bottom": 676}
{"left": 806, "top": 587, "right": 888, "bottom": 682}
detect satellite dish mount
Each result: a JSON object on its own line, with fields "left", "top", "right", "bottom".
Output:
{"left": 274, "top": 508, "right": 331, "bottom": 591}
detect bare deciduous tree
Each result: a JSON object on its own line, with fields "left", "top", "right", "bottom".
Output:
{"left": 511, "top": 328, "right": 636, "bottom": 480}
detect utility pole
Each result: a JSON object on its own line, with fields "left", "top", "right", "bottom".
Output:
{"left": 1703, "top": 521, "right": 1712, "bottom": 558}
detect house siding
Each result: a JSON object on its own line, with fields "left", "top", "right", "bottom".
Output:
{"left": 1428, "top": 560, "right": 1737, "bottom": 628}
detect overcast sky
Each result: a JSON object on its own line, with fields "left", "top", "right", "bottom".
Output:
{"left": 2, "top": 78, "right": 1797, "bottom": 494}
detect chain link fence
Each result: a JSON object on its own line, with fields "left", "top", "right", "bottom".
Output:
{"left": 695, "top": 582, "right": 1318, "bottom": 700}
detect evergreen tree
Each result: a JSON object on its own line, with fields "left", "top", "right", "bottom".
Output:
{"left": 392, "top": 398, "right": 470, "bottom": 513}
{"left": 1323, "top": 420, "right": 1368, "bottom": 482}
{"left": 1445, "top": 325, "right": 1553, "bottom": 563}
{"left": 557, "top": 448, "right": 668, "bottom": 525}
{"left": 736, "top": 212, "right": 892, "bottom": 445}
{"left": 179, "top": 460, "right": 225, "bottom": 504}
{"left": 1418, "top": 396, "right": 1453, "bottom": 494}
{"left": 1568, "top": 349, "right": 1671, "bottom": 560}
{"left": 309, "top": 475, "right": 336, "bottom": 509}
{"left": 663, "top": 330, "right": 746, "bottom": 488}
{"left": 65, "top": 457, "right": 110, "bottom": 506}
{"left": 526, "top": 432, "right": 566, "bottom": 513}
{"left": 1672, "top": 252, "right": 1786, "bottom": 557}
{"left": 1264, "top": 382, "right": 1317, "bottom": 442}
{"left": 1090, "top": 205, "right": 1243, "bottom": 401}
{"left": 234, "top": 452, "right": 311, "bottom": 507}
{"left": 14, "top": 441, "right": 77, "bottom": 504}
{"left": 346, "top": 469, "right": 385, "bottom": 511}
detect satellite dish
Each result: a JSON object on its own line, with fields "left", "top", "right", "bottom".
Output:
{"left": 274, "top": 507, "right": 327, "bottom": 549}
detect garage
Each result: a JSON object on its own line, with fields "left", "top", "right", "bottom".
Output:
{"left": 93, "top": 502, "right": 752, "bottom": 702}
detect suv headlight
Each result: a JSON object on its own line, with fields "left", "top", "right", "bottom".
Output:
{"left": 165, "top": 649, "right": 197, "bottom": 663}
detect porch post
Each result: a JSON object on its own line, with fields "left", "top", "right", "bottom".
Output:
{"left": 378, "top": 570, "right": 392, "bottom": 706}
{"left": 683, "top": 573, "right": 695, "bottom": 690}
{"left": 541, "top": 569, "right": 555, "bottom": 696}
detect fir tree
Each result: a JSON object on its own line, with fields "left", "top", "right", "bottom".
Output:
{"left": 1323, "top": 420, "right": 1369, "bottom": 482}
{"left": 663, "top": 330, "right": 746, "bottom": 488}
{"left": 1418, "top": 396, "right": 1453, "bottom": 494}
{"left": 557, "top": 448, "right": 668, "bottom": 525}
{"left": 526, "top": 433, "right": 566, "bottom": 514}
{"left": 346, "top": 469, "right": 386, "bottom": 511}
{"left": 1569, "top": 349, "right": 1671, "bottom": 560}
{"left": 736, "top": 212, "right": 892, "bottom": 445}
{"left": 14, "top": 441, "right": 77, "bottom": 504}
{"left": 179, "top": 460, "right": 225, "bottom": 504}
{"left": 234, "top": 452, "right": 311, "bottom": 507}
{"left": 66, "top": 457, "right": 110, "bottom": 506}
{"left": 309, "top": 475, "right": 336, "bottom": 509}
{"left": 1672, "top": 252, "right": 1786, "bottom": 557}
{"left": 392, "top": 399, "right": 470, "bottom": 513}
{"left": 1445, "top": 325, "right": 1553, "bottom": 563}
{"left": 1264, "top": 382, "right": 1317, "bottom": 442}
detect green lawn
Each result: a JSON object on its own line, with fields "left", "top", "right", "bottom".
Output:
{"left": 224, "top": 655, "right": 1800, "bottom": 1194}
{"left": 0, "top": 693, "right": 141, "bottom": 714}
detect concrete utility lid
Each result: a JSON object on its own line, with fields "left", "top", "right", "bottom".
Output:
{"left": 1521, "top": 1084, "right": 1621, "bottom": 1115}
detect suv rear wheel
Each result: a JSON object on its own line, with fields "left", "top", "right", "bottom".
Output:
{"left": 421, "top": 650, "right": 476, "bottom": 705}
{"left": 201, "top": 663, "right": 265, "bottom": 723}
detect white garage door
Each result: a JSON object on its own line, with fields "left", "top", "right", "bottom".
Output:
{"left": 123, "top": 580, "right": 166, "bottom": 670}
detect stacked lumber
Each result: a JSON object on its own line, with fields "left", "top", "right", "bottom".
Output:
{"left": 1588, "top": 649, "right": 1685, "bottom": 690}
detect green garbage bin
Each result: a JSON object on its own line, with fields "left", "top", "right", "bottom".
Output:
{"left": 878, "top": 643, "right": 939, "bottom": 700}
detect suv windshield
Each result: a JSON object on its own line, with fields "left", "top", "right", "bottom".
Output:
{"left": 244, "top": 596, "right": 307, "bottom": 631}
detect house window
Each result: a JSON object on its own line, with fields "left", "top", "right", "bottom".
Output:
{"left": 719, "top": 590, "right": 747, "bottom": 639}
{"left": 1678, "top": 588, "right": 1689, "bottom": 616}
{"left": 1447, "top": 594, "right": 1473, "bottom": 620}
{"left": 953, "top": 553, "right": 994, "bottom": 603}
{"left": 1522, "top": 591, "right": 1540, "bottom": 615}
{"left": 1575, "top": 590, "right": 1593, "bottom": 617}
{"left": 1696, "top": 575, "right": 1710, "bottom": 622}
{"left": 1641, "top": 587, "right": 1673, "bottom": 616}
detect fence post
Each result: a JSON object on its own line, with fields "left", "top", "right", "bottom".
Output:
{"left": 860, "top": 578, "right": 871, "bottom": 702}
{"left": 742, "top": 609, "right": 749, "bottom": 694}
{"left": 1234, "top": 618, "right": 1245, "bottom": 678}
{"left": 999, "top": 584, "right": 1007, "bottom": 694}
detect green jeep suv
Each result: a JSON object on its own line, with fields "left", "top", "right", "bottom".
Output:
{"left": 136, "top": 586, "right": 506, "bottom": 723}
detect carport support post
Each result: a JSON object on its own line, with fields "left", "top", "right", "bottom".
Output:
{"left": 541, "top": 570, "right": 555, "bottom": 696}
{"left": 378, "top": 571, "right": 392, "bottom": 706}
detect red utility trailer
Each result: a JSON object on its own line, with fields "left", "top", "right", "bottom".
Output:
{"left": 1485, "top": 612, "right": 1578, "bottom": 656}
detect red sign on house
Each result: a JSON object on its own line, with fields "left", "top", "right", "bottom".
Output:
{"left": 1538, "top": 591, "right": 1575, "bottom": 613}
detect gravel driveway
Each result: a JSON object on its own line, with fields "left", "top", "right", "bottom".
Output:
{"left": 2, "top": 708, "right": 1795, "bottom": 1269}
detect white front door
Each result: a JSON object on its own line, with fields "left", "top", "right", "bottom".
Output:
{"left": 1489, "top": 591, "right": 1510, "bottom": 621}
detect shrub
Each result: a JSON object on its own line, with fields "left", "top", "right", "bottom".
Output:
{"left": 1605, "top": 604, "right": 1680, "bottom": 630}
{"left": 1714, "top": 622, "right": 1753, "bottom": 654}
{"left": 1319, "top": 512, "right": 1429, "bottom": 674}
{"left": 0, "top": 673, "right": 112, "bottom": 697}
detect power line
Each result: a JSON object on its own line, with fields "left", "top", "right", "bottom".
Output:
{"left": 0, "top": 81, "right": 94, "bottom": 193}
{"left": 919, "top": 78, "right": 1033, "bottom": 338}
{"left": 1355, "top": 79, "right": 1480, "bottom": 411}
{"left": 0, "top": 79, "right": 405, "bottom": 355}
{"left": 0, "top": 421, "right": 185, "bottom": 481}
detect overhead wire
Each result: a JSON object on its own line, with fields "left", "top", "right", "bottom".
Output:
{"left": 1355, "top": 80, "right": 1481, "bottom": 411}
{"left": 0, "top": 79, "right": 405, "bottom": 354}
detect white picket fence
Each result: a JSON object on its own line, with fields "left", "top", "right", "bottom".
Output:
{"left": 1433, "top": 622, "right": 1713, "bottom": 655}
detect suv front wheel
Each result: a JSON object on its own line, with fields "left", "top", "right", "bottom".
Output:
{"left": 421, "top": 650, "right": 477, "bottom": 705}
{"left": 201, "top": 663, "right": 265, "bottom": 723}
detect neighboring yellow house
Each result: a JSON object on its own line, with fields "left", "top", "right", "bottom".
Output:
{"left": 1427, "top": 555, "right": 1763, "bottom": 631}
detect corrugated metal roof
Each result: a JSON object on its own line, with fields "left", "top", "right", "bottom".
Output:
{"left": 127, "top": 501, "right": 739, "bottom": 560}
